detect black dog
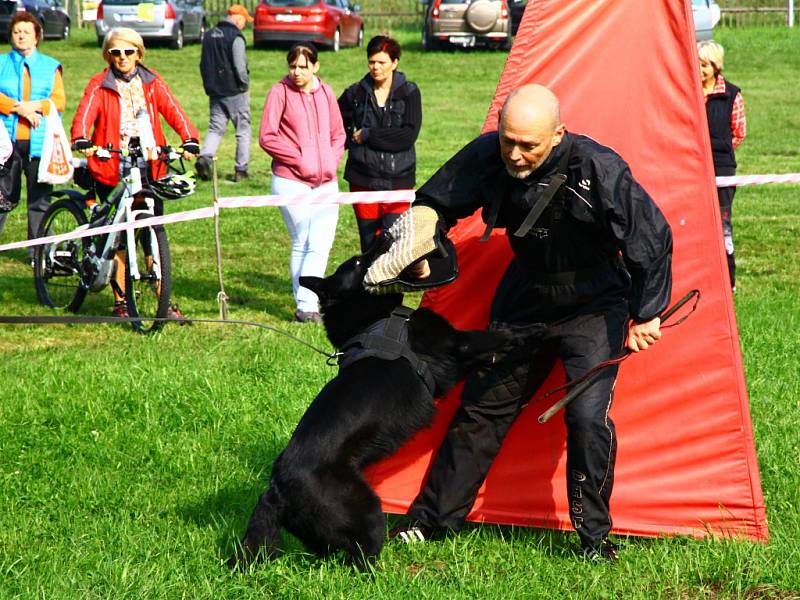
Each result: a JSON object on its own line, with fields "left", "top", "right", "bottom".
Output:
{"left": 229, "top": 246, "right": 523, "bottom": 569}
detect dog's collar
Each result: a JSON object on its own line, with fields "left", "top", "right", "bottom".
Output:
{"left": 337, "top": 307, "right": 436, "bottom": 395}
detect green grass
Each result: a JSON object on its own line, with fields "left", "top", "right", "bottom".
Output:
{"left": 1, "top": 25, "right": 799, "bottom": 599}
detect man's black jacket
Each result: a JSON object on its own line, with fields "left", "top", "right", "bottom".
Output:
{"left": 416, "top": 131, "right": 673, "bottom": 323}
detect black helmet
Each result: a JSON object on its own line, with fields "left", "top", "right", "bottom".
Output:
{"left": 150, "top": 173, "right": 196, "bottom": 200}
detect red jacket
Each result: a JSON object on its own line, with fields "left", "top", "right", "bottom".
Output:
{"left": 71, "top": 66, "right": 199, "bottom": 187}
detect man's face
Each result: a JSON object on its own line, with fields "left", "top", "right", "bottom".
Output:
{"left": 499, "top": 116, "right": 564, "bottom": 180}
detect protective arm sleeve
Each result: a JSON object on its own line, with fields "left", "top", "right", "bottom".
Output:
{"left": 364, "top": 205, "right": 440, "bottom": 286}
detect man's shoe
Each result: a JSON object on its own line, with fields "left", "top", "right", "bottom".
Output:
{"left": 195, "top": 156, "right": 212, "bottom": 181}
{"left": 582, "top": 538, "right": 619, "bottom": 562}
{"left": 293, "top": 309, "right": 322, "bottom": 323}
{"left": 166, "top": 303, "right": 192, "bottom": 325}
{"left": 388, "top": 520, "right": 441, "bottom": 544}
{"left": 112, "top": 301, "right": 129, "bottom": 319}
{"left": 231, "top": 170, "right": 248, "bottom": 183}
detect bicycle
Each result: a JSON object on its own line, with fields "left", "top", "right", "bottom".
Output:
{"left": 32, "top": 139, "right": 194, "bottom": 334}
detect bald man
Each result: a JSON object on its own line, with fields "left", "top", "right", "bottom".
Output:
{"left": 371, "top": 85, "right": 673, "bottom": 561}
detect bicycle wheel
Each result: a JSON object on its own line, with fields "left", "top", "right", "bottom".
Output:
{"left": 33, "top": 199, "right": 89, "bottom": 311}
{"left": 124, "top": 222, "right": 172, "bottom": 334}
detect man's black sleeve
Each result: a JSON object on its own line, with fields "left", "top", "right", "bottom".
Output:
{"left": 415, "top": 133, "right": 497, "bottom": 228}
{"left": 593, "top": 153, "right": 673, "bottom": 322}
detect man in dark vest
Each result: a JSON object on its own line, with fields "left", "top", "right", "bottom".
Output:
{"left": 197, "top": 4, "right": 252, "bottom": 183}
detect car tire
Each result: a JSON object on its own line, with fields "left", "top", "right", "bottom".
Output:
{"left": 97, "top": 36, "right": 104, "bottom": 48}
{"left": 332, "top": 28, "right": 340, "bottom": 52}
{"left": 198, "top": 20, "right": 206, "bottom": 42}
{"left": 356, "top": 27, "right": 363, "bottom": 48}
{"left": 422, "top": 28, "right": 437, "bottom": 51}
{"left": 61, "top": 21, "right": 70, "bottom": 40}
{"left": 170, "top": 25, "right": 184, "bottom": 49}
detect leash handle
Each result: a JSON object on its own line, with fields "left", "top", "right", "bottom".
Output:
{"left": 536, "top": 289, "right": 701, "bottom": 424}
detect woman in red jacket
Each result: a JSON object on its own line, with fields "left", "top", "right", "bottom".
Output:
{"left": 71, "top": 27, "right": 199, "bottom": 318}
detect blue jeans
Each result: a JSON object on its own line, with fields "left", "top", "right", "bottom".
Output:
{"left": 271, "top": 174, "right": 339, "bottom": 313}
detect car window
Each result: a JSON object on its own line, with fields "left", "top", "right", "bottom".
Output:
{"left": 691, "top": 0, "right": 709, "bottom": 7}
{"left": 263, "top": 0, "right": 318, "bottom": 6}
{"left": 440, "top": 0, "right": 467, "bottom": 4}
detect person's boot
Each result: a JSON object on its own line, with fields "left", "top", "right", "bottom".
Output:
{"left": 231, "top": 169, "right": 248, "bottom": 183}
{"left": 195, "top": 156, "right": 212, "bottom": 181}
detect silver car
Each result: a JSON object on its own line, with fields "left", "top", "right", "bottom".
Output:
{"left": 95, "top": 0, "right": 206, "bottom": 49}
{"left": 692, "top": 0, "right": 721, "bottom": 41}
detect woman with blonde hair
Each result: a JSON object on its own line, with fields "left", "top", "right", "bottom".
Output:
{"left": 71, "top": 27, "right": 200, "bottom": 318}
{"left": 698, "top": 40, "right": 746, "bottom": 292}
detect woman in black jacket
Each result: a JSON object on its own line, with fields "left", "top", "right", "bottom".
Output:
{"left": 338, "top": 36, "right": 422, "bottom": 251}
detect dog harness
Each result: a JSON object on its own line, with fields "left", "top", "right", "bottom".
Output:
{"left": 337, "top": 306, "right": 436, "bottom": 395}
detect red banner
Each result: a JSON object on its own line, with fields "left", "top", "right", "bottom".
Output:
{"left": 367, "top": 0, "right": 768, "bottom": 541}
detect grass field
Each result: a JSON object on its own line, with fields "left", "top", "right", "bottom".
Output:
{"left": 0, "top": 24, "right": 799, "bottom": 599}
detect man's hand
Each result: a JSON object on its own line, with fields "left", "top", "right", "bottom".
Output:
{"left": 352, "top": 129, "right": 363, "bottom": 144}
{"left": 365, "top": 206, "right": 439, "bottom": 288}
{"left": 626, "top": 317, "right": 662, "bottom": 352}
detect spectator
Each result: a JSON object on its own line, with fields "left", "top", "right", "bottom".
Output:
{"left": 338, "top": 35, "right": 421, "bottom": 252}
{"left": 71, "top": 27, "right": 200, "bottom": 319}
{"left": 196, "top": 4, "right": 253, "bottom": 184}
{"left": 698, "top": 40, "right": 746, "bottom": 292}
{"left": 259, "top": 43, "right": 345, "bottom": 323}
{"left": 0, "top": 13, "right": 65, "bottom": 255}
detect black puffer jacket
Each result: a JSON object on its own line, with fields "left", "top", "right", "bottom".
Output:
{"left": 338, "top": 71, "right": 422, "bottom": 190}
{"left": 416, "top": 131, "right": 673, "bottom": 323}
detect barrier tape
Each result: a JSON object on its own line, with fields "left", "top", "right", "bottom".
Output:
{"left": 715, "top": 173, "right": 800, "bottom": 187}
{"left": 0, "top": 190, "right": 414, "bottom": 254}
{"left": 1, "top": 174, "right": 797, "bottom": 255}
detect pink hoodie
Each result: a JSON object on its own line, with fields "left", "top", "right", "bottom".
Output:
{"left": 259, "top": 76, "right": 346, "bottom": 188}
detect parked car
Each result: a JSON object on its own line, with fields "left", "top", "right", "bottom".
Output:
{"left": 692, "top": 0, "right": 721, "bottom": 41}
{"left": 95, "top": 0, "right": 206, "bottom": 49}
{"left": 253, "top": 0, "right": 363, "bottom": 52}
{"left": 421, "top": 0, "right": 512, "bottom": 51}
{"left": 0, "top": 0, "right": 70, "bottom": 40}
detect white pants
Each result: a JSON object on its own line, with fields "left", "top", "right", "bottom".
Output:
{"left": 271, "top": 174, "right": 339, "bottom": 313}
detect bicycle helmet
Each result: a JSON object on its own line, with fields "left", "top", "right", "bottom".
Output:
{"left": 150, "top": 173, "right": 196, "bottom": 200}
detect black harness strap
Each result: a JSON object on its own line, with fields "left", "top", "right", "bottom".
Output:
{"left": 337, "top": 306, "right": 436, "bottom": 395}
{"left": 480, "top": 137, "right": 573, "bottom": 242}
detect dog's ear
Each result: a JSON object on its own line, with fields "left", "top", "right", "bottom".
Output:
{"left": 361, "top": 232, "right": 395, "bottom": 268}
{"left": 299, "top": 276, "right": 327, "bottom": 298}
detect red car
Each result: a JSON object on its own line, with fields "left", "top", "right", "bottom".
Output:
{"left": 254, "top": 0, "right": 364, "bottom": 52}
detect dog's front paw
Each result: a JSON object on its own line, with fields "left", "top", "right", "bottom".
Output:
{"left": 226, "top": 538, "right": 260, "bottom": 571}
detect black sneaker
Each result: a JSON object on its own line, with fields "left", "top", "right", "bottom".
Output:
{"left": 195, "top": 156, "right": 212, "bottom": 181}
{"left": 231, "top": 170, "right": 248, "bottom": 183}
{"left": 388, "top": 520, "right": 440, "bottom": 544}
{"left": 582, "top": 538, "right": 619, "bottom": 562}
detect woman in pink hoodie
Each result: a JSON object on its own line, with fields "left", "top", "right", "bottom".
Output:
{"left": 259, "top": 43, "right": 345, "bottom": 323}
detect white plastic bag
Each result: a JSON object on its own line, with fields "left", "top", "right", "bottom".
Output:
{"left": 37, "top": 100, "right": 74, "bottom": 185}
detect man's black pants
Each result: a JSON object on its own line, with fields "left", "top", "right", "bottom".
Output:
{"left": 408, "top": 267, "right": 630, "bottom": 548}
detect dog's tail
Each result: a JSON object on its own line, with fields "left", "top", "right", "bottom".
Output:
{"left": 228, "top": 486, "right": 283, "bottom": 570}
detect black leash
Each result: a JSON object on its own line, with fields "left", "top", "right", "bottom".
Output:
{"left": 0, "top": 313, "right": 340, "bottom": 363}
{"left": 536, "top": 289, "right": 701, "bottom": 424}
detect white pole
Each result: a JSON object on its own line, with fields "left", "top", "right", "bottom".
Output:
{"left": 790, "top": 0, "right": 795, "bottom": 27}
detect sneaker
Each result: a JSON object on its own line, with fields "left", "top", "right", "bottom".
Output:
{"left": 166, "top": 303, "right": 192, "bottom": 325}
{"left": 195, "top": 156, "right": 212, "bottom": 181}
{"left": 582, "top": 538, "right": 619, "bottom": 562}
{"left": 112, "top": 301, "right": 129, "bottom": 319}
{"left": 293, "top": 310, "right": 322, "bottom": 323}
{"left": 231, "top": 170, "right": 248, "bottom": 183}
{"left": 388, "top": 520, "right": 440, "bottom": 544}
